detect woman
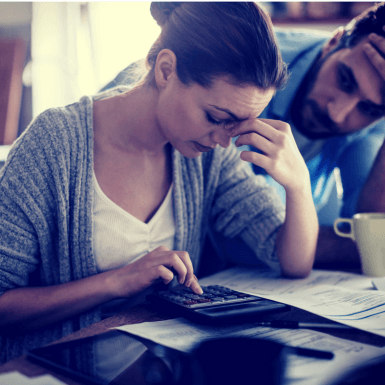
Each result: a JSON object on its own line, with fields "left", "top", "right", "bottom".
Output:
{"left": 0, "top": 2, "right": 318, "bottom": 362}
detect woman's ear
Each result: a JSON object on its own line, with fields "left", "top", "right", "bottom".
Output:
{"left": 154, "top": 49, "right": 177, "bottom": 89}
{"left": 321, "top": 26, "right": 345, "bottom": 58}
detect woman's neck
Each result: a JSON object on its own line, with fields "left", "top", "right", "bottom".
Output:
{"left": 93, "top": 85, "right": 168, "bottom": 156}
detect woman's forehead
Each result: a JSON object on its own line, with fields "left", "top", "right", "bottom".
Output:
{"left": 196, "top": 79, "right": 274, "bottom": 117}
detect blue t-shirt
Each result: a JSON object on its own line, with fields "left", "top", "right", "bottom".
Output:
{"left": 254, "top": 29, "right": 385, "bottom": 223}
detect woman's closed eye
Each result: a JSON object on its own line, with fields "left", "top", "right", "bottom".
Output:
{"left": 205, "top": 112, "right": 223, "bottom": 126}
{"left": 205, "top": 112, "right": 235, "bottom": 129}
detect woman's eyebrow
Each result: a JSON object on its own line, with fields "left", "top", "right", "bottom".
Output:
{"left": 209, "top": 104, "right": 248, "bottom": 122}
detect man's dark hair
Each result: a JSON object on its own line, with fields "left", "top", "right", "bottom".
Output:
{"left": 145, "top": 2, "right": 288, "bottom": 90}
{"left": 339, "top": 2, "right": 385, "bottom": 48}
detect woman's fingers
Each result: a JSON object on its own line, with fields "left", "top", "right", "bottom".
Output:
{"left": 235, "top": 132, "right": 274, "bottom": 154}
{"left": 119, "top": 246, "right": 203, "bottom": 296}
{"left": 239, "top": 150, "right": 270, "bottom": 169}
{"left": 154, "top": 265, "right": 175, "bottom": 285}
{"left": 189, "top": 278, "right": 203, "bottom": 295}
{"left": 172, "top": 253, "right": 203, "bottom": 294}
{"left": 159, "top": 252, "right": 188, "bottom": 284}
{"left": 148, "top": 247, "right": 201, "bottom": 292}
{"left": 174, "top": 251, "right": 194, "bottom": 285}
{"left": 232, "top": 118, "right": 291, "bottom": 146}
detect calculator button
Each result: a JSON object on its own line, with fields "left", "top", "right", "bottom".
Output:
{"left": 211, "top": 297, "right": 225, "bottom": 302}
{"left": 197, "top": 299, "right": 212, "bottom": 303}
{"left": 173, "top": 298, "right": 186, "bottom": 303}
{"left": 236, "top": 294, "right": 251, "bottom": 298}
{"left": 224, "top": 295, "right": 238, "bottom": 300}
{"left": 183, "top": 300, "right": 198, "bottom": 305}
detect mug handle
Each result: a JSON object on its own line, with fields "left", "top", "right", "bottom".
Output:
{"left": 333, "top": 218, "right": 354, "bottom": 240}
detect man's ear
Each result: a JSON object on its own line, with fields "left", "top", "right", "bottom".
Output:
{"left": 321, "top": 26, "right": 345, "bottom": 58}
{"left": 154, "top": 49, "right": 177, "bottom": 89}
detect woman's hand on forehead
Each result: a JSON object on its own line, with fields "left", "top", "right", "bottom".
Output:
{"left": 231, "top": 118, "right": 309, "bottom": 193}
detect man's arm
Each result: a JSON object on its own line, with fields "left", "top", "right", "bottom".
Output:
{"left": 315, "top": 226, "right": 360, "bottom": 265}
{"left": 357, "top": 138, "right": 385, "bottom": 213}
{"left": 357, "top": 29, "right": 385, "bottom": 212}
{"left": 316, "top": 137, "right": 385, "bottom": 266}
{"left": 315, "top": 136, "right": 385, "bottom": 266}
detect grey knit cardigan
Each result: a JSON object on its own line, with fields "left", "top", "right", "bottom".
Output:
{"left": 0, "top": 89, "right": 284, "bottom": 363}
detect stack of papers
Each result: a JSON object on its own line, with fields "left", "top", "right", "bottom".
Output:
{"left": 198, "top": 267, "right": 385, "bottom": 337}
{"left": 0, "top": 372, "right": 65, "bottom": 385}
{"left": 116, "top": 267, "right": 385, "bottom": 385}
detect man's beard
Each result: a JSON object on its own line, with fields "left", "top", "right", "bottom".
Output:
{"left": 290, "top": 53, "right": 343, "bottom": 140}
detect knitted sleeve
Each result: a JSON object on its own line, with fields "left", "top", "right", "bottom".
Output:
{"left": 0, "top": 98, "right": 94, "bottom": 295}
{"left": 209, "top": 144, "right": 285, "bottom": 271}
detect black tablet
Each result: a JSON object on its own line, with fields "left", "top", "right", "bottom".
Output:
{"left": 27, "top": 329, "right": 180, "bottom": 385}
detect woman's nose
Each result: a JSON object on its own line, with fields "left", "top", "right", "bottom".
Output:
{"left": 210, "top": 126, "right": 232, "bottom": 148}
{"left": 327, "top": 94, "right": 359, "bottom": 124}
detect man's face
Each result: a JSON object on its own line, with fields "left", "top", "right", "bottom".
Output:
{"left": 296, "top": 34, "right": 385, "bottom": 139}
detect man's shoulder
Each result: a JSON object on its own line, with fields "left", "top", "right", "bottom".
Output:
{"left": 274, "top": 28, "right": 330, "bottom": 61}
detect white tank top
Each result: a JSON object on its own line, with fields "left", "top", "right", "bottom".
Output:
{"left": 92, "top": 171, "right": 175, "bottom": 272}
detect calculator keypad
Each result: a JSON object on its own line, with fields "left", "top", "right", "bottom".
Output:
{"left": 155, "top": 285, "right": 262, "bottom": 309}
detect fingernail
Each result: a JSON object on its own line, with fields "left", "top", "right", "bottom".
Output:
{"left": 364, "top": 43, "right": 373, "bottom": 51}
{"left": 369, "top": 33, "right": 377, "bottom": 40}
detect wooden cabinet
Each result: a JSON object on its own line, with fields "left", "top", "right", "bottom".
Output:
{"left": 0, "top": 38, "right": 27, "bottom": 144}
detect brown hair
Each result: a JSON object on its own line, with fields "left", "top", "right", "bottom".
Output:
{"left": 144, "top": 2, "right": 287, "bottom": 90}
{"left": 338, "top": 2, "right": 385, "bottom": 48}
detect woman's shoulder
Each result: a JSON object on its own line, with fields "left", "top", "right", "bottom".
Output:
{"left": 3, "top": 96, "right": 93, "bottom": 175}
{"left": 16, "top": 96, "right": 93, "bottom": 149}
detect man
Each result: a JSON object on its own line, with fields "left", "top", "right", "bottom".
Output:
{"left": 253, "top": 3, "right": 385, "bottom": 266}
{"left": 102, "top": 3, "right": 385, "bottom": 269}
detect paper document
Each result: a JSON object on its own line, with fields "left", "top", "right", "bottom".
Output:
{"left": 0, "top": 371, "right": 65, "bottom": 385}
{"left": 116, "top": 318, "right": 385, "bottom": 385}
{"left": 372, "top": 277, "right": 385, "bottom": 291}
{"left": 198, "top": 267, "right": 385, "bottom": 337}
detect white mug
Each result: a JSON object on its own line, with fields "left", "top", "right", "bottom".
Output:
{"left": 334, "top": 213, "right": 385, "bottom": 277}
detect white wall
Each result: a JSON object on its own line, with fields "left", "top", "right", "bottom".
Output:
{"left": 0, "top": 2, "right": 31, "bottom": 27}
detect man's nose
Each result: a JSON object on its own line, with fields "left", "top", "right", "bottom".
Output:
{"left": 327, "top": 94, "right": 359, "bottom": 124}
{"left": 210, "top": 127, "right": 232, "bottom": 148}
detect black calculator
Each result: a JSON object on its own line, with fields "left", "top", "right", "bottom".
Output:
{"left": 147, "top": 285, "right": 290, "bottom": 325}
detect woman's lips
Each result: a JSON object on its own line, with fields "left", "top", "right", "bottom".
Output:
{"left": 192, "top": 141, "right": 214, "bottom": 153}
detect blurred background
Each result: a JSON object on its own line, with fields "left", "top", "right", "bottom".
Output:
{"left": 0, "top": 1, "right": 376, "bottom": 144}
{"left": 0, "top": 1, "right": 378, "bottom": 222}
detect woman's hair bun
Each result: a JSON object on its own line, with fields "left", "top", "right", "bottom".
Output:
{"left": 150, "top": 2, "right": 181, "bottom": 27}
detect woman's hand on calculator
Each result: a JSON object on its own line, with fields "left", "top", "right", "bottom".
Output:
{"left": 107, "top": 246, "right": 203, "bottom": 298}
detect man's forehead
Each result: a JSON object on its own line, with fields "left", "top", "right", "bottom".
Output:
{"left": 343, "top": 37, "right": 385, "bottom": 105}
